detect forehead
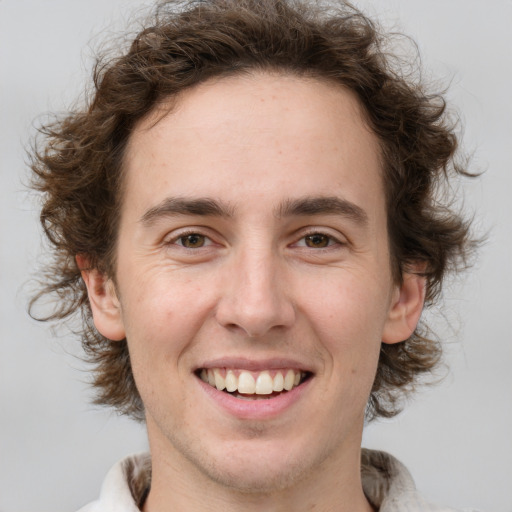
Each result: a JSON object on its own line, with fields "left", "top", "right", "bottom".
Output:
{"left": 122, "top": 72, "right": 384, "bottom": 223}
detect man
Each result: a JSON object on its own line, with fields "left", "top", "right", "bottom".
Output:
{"left": 30, "top": 0, "right": 476, "bottom": 510}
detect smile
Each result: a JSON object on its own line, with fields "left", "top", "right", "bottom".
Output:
{"left": 198, "top": 368, "right": 309, "bottom": 399}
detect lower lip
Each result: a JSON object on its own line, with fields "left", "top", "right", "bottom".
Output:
{"left": 197, "top": 376, "right": 312, "bottom": 420}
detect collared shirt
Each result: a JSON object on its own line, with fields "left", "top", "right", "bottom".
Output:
{"left": 78, "top": 449, "right": 478, "bottom": 511}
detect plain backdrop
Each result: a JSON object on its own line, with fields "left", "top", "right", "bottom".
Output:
{"left": 1, "top": 1, "right": 511, "bottom": 511}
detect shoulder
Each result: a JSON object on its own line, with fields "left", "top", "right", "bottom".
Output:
{"left": 361, "top": 449, "right": 482, "bottom": 512}
{"left": 76, "top": 453, "right": 151, "bottom": 512}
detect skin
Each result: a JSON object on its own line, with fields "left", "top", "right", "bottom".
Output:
{"left": 82, "top": 72, "right": 425, "bottom": 511}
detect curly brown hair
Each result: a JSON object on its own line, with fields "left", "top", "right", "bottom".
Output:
{"left": 30, "top": 0, "right": 475, "bottom": 421}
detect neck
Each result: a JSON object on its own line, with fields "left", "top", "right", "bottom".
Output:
{"left": 143, "top": 429, "right": 374, "bottom": 512}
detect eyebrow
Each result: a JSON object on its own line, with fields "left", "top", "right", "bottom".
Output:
{"left": 276, "top": 196, "right": 368, "bottom": 225}
{"left": 139, "top": 195, "right": 368, "bottom": 226}
{"left": 139, "top": 197, "right": 234, "bottom": 225}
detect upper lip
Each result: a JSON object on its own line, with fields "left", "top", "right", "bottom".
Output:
{"left": 196, "top": 357, "right": 315, "bottom": 374}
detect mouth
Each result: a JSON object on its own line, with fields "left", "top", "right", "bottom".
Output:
{"left": 196, "top": 368, "right": 311, "bottom": 400}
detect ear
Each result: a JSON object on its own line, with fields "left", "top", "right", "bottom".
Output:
{"left": 77, "top": 255, "right": 126, "bottom": 341}
{"left": 382, "top": 270, "right": 426, "bottom": 344}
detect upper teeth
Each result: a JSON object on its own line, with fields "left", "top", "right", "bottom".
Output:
{"left": 200, "top": 368, "right": 303, "bottom": 395}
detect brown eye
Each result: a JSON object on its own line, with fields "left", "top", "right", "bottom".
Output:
{"left": 179, "top": 233, "right": 206, "bottom": 248}
{"left": 304, "top": 233, "right": 330, "bottom": 248}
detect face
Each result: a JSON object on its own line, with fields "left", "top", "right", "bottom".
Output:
{"left": 85, "top": 73, "right": 424, "bottom": 494}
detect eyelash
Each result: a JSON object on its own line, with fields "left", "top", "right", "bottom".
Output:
{"left": 165, "top": 228, "right": 345, "bottom": 251}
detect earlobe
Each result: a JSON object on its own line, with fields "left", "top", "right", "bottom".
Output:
{"left": 382, "top": 271, "right": 426, "bottom": 344}
{"left": 77, "top": 256, "right": 126, "bottom": 341}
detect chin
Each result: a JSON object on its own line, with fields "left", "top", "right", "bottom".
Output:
{"left": 183, "top": 435, "right": 333, "bottom": 495}
{"left": 201, "top": 456, "right": 310, "bottom": 495}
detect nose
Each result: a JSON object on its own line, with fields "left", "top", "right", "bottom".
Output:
{"left": 215, "top": 248, "right": 296, "bottom": 338}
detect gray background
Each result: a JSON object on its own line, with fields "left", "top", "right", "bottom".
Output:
{"left": 1, "top": 1, "right": 511, "bottom": 511}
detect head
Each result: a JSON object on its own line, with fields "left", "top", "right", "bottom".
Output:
{"left": 31, "top": 0, "right": 473, "bottom": 424}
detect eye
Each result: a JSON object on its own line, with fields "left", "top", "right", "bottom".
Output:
{"left": 304, "top": 233, "right": 332, "bottom": 248}
{"left": 295, "top": 232, "right": 340, "bottom": 249}
{"left": 175, "top": 233, "right": 210, "bottom": 248}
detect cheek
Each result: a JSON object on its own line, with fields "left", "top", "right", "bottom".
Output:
{"left": 305, "top": 276, "right": 390, "bottom": 337}
{"left": 118, "top": 269, "right": 221, "bottom": 371}
{"left": 299, "top": 274, "right": 390, "bottom": 375}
